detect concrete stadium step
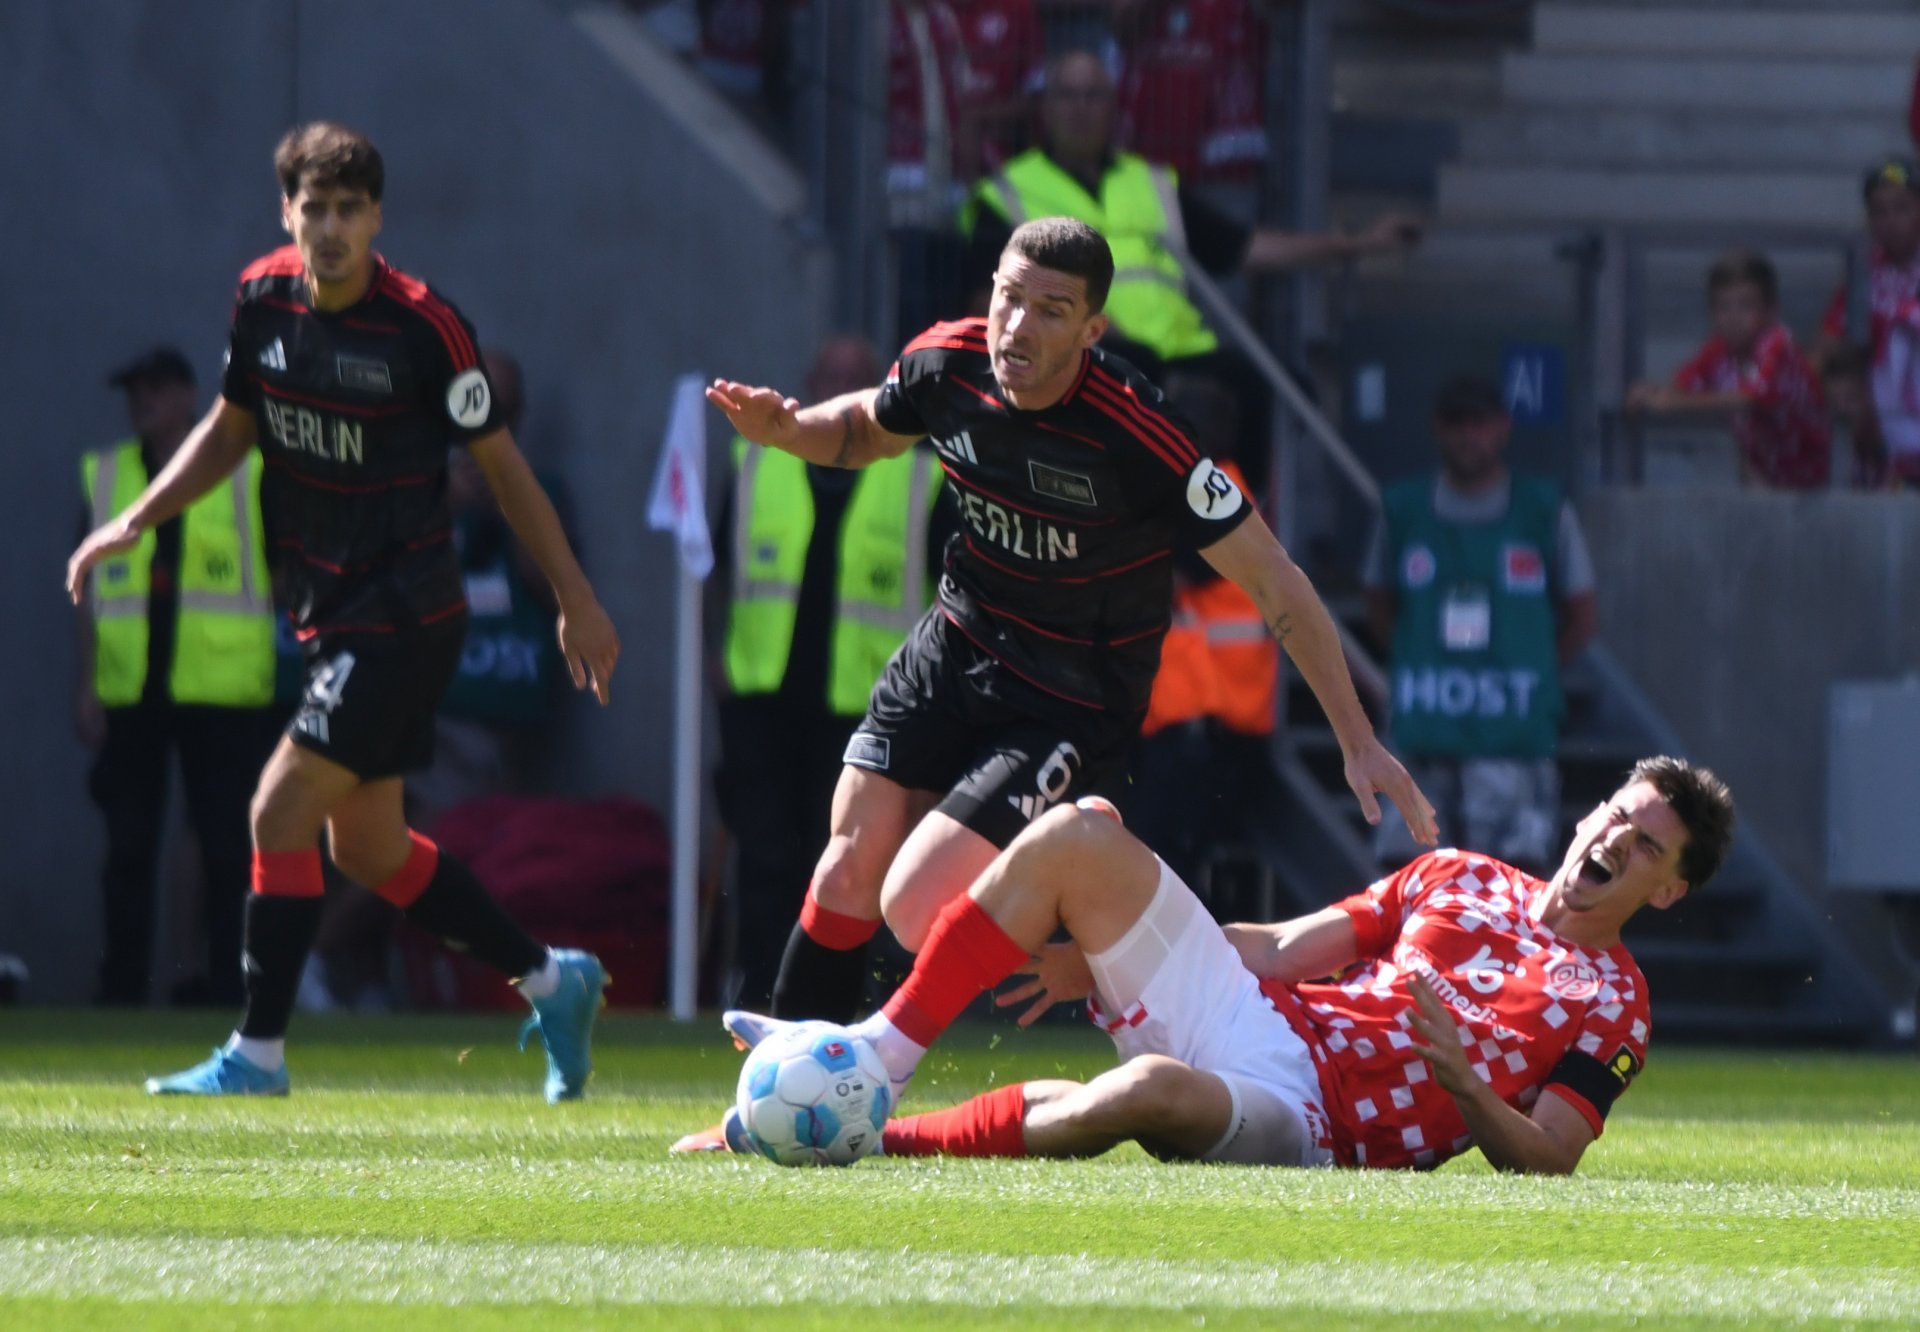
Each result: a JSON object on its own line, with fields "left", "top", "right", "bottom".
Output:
{"left": 1533, "top": 5, "right": 1920, "bottom": 60}
{"left": 1334, "top": 52, "right": 1505, "bottom": 118}
{"left": 1499, "top": 53, "right": 1912, "bottom": 114}
{"left": 1438, "top": 165, "right": 1858, "bottom": 228}
{"left": 1457, "top": 109, "right": 1908, "bottom": 172}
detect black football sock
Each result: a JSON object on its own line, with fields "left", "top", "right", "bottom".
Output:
{"left": 400, "top": 851, "right": 546, "bottom": 980}
{"left": 770, "top": 922, "right": 870, "bottom": 1024}
{"left": 237, "top": 895, "right": 325, "bottom": 1040}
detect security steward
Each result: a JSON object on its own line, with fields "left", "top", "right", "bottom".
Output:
{"left": 76, "top": 348, "right": 277, "bottom": 1006}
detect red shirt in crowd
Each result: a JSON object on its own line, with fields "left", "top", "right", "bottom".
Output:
{"left": 951, "top": 0, "right": 1044, "bottom": 170}
{"left": 1112, "top": 0, "right": 1269, "bottom": 181}
{"left": 888, "top": 1, "right": 970, "bottom": 184}
{"left": 1261, "top": 850, "right": 1652, "bottom": 1171}
{"left": 1673, "top": 323, "right": 1832, "bottom": 489}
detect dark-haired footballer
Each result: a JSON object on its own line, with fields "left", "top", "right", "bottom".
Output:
{"left": 67, "top": 123, "right": 621, "bottom": 1101}
{"left": 731, "top": 756, "right": 1735, "bottom": 1175}
{"left": 676, "top": 217, "right": 1436, "bottom": 1151}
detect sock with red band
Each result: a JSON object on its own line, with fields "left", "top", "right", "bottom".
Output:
{"left": 881, "top": 1083, "right": 1030, "bottom": 1158}
{"left": 854, "top": 894, "right": 1029, "bottom": 1086}
{"left": 770, "top": 890, "right": 882, "bottom": 1023}
{"left": 399, "top": 840, "right": 546, "bottom": 980}
{"left": 238, "top": 849, "right": 326, "bottom": 1040}
{"left": 372, "top": 831, "right": 438, "bottom": 908}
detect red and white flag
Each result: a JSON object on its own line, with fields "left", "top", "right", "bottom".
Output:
{"left": 646, "top": 373, "right": 713, "bottom": 580}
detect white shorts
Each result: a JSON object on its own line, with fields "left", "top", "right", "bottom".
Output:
{"left": 1084, "top": 859, "right": 1335, "bottom": 1168}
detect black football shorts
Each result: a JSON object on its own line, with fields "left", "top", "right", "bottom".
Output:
{"left": 288, "top": 615, "right": 468, "bottom": 780}
{"left": 846, "top": 610, "right": 1139, "bottom": 849}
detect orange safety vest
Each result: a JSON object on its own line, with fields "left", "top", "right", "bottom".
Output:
{"left": 1142, "top": 461, "right": 1277, "bottom": 737}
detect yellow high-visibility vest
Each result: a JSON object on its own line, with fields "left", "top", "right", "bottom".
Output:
{"left": 725, "top": 441, "right": 942, "bottom": 715}
{"left": 82, "top": 440, "right": 274, "bottom": 707}
{"left": 963, "top": 148, "right": 1218, "bottom": 361}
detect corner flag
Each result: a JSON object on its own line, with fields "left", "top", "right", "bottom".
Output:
{"left": 647, "top": 373, "right": 713, "bottom": 580}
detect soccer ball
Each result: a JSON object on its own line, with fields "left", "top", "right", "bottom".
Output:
{"left": 735, "top": 1021, "right": 892, "bottom": 1166}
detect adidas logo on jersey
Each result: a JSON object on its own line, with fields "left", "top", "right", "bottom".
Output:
{"left": 934, "top": 430, "right": 977, "bottom": 465}
{"left": 258, "top": 338, "right": 287, "bottom": 372}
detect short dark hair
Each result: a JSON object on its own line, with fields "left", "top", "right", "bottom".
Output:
{"left": 1432, "top": 374, "right": 1505, "bottom": 425}
{"left": 1001, "top": 217, "right": 1114, "bottom": 314}
{"left": 1628, "top": 755, "right": 1735, "bottom": 892}
{"left": 1820, "top": 341, "right": 1873, "bottom": 381}
{"left": 274, "top": 122, "right": 384, "bottom": 201}
{"left": 1706, "top": 250, "right": 1777, "bottom": 306}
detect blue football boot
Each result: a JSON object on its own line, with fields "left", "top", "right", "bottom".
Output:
{"left": 517, "top": 949, "right": 608, "bottom": 1103}
{"left": 146, "top": 1046, "right": 290, "bottom": 1097}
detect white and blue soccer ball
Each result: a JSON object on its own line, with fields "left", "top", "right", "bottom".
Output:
{"left": 735, "top": 1021, "right": 892, "bottom": 1166}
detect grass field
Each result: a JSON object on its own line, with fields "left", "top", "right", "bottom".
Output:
{"left": 3, "top": 1010, "right": 1917, "bottom": 1330}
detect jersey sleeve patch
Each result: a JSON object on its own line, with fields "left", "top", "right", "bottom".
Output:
{"left": 446, "top": 368, "right": 492, "bottom": 429}
{"left": 1185, "top": 458, "right": 1244, "bottom": 520}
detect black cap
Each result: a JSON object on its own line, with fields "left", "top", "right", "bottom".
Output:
{"left": 1863, "top": 158, "right": 1920, "bottom": 202}
{"left": 1433, "top": 374, "right": 1506, "bottom": 424}
{"left": 107, "top": 347, "right": 196, "bottom": 390}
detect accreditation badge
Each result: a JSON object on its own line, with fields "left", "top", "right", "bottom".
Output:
{"left": 1440, "top": 584, "right": 1492, "bottom": 652}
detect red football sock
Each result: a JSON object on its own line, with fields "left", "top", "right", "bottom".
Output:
{"left": 882, "top": 1083, "right": 1029, "bottom": 1157}
{"left": 372, "top": 831, "right": 438, "bottom": 908}
{"left": 879, "top": 895, "right": 1028, "bottom": 1048}
{"left": 798, "top": 893, "right": 881, "bottom": 950}
{"left": 251, "top": 848, "right": 323, "bottom": 898}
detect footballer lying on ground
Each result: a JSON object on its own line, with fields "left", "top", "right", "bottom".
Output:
{"left": 685, "top": 756, "right": 1732, "bottom": 1173}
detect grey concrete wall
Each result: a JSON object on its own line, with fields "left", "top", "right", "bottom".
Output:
{"left": 1581, "top": 491, "right": 1920, "bottom": 899}
{"left": 0, "top": 0, "right": 828, "bottom": 1000}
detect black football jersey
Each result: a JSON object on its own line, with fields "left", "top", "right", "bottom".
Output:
{"left": 872, "top": 317, "right": 1253, "bottom": 712}
{"left": 220, "top": 246, "right": 498, "bottom": 635}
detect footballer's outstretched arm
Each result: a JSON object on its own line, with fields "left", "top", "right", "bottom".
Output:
{"left": 468, "top": 430, "right": 620, "bottom": 705}
{"left": 1200, "top": 512, "right": 1438, "bottom": 846}
{"left": 66, "top": 396, "right": 257, "bottom": 604}
{"left": 706, "top": 382, "right": 920, "bottom": 470}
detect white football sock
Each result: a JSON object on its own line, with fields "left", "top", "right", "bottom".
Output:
{"left": 514, "top": 950, "right": 561, "bottom": 1000}
{"left": 226, "top": 1033, "right": 284, "bottom": 1073}
{"left": 850, "top": 1013, "right": 926, "bottom": 1087}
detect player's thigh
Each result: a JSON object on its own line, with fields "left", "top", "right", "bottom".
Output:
{"left": 878, "top": 810, "right": 1002, "bottom": 951}
{"left": 323, "top": 777, "right": 411, "bottom": 887}
{"left": 807, "top": 764, "right": 928, "bottom": 915}
{"left": 251, "top": 732, "right": 363, "bottom": 850}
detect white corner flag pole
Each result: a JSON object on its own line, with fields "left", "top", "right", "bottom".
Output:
{"left": 646, "top": 374, "right": 713, "bottom": 1022}
{"left": 669, "top": 547, "right": 700, "bottom": 1021}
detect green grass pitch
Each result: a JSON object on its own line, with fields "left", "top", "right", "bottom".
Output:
{"left": 2, "top": 1010, "right": 1917, "bottom": 1329}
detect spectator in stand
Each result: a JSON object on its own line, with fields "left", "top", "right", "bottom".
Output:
{"left": 1108, "top": 0, "right": 1272, "bottom": 184}
{"left": 1363, "top": 375, "right": 1598, "bottom": 875}
{"left": 1820, "top": 343, "right": 1901, "bottom": 490}
{"left": 889, "top": 1, "right": 976, "bottom": 337}
{"left": 950, "top": 0, "right": 1046, "bottom": 180}
{"left": 1816, "top": 161, "right": 1920, "bottom": 473}
{"left": 1627, "top": 251, "right": 1831, "bottom": 490}
{"left": 695, "top": 1, "right": 796, "bottom": 126}
{"left": 959, "top": 50, "right": 1419, "bottom": 476}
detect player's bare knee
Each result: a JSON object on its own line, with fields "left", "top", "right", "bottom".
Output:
{"left": 1009, "top": 804, "right": 1147, "bottom": 905}
{"left": 809, "top": 838, "right": 879, "bottom": 916}
{"left": 1109, "top": 1056, "right": 1201, "bottom": 1129}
